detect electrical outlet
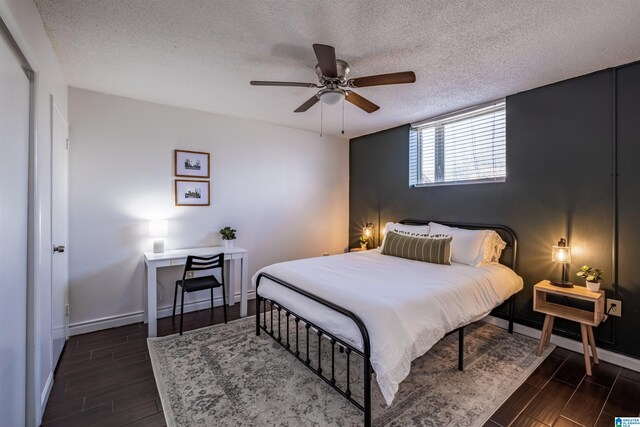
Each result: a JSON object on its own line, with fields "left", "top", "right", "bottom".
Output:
{"left": 186, "top": 271, "right": 194, "bottom": 279}
{"left": 606, "top": 299, "right": 622, "bottom": 317}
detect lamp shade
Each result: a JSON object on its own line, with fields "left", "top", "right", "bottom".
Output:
{"left": 148, "top": 219, "right": 168, "bottom": 238}
{"left": 552, "top": 238, "right": 571, "bottom": 264}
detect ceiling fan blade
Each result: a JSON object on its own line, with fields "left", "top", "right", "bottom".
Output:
{"left": 345, "top": 91, "right": 379, "bottom": 113}
{"left": 250, "top": 81, "right": 318, "bottom": 88}
{"left": 294, "top": 95, "right": 320, "bottom": 113}
{"left": 350, "top": 71, "right": 416, "bottom": 88}
{"left": 312, "top": 44, "right": 337, "bottom": 78}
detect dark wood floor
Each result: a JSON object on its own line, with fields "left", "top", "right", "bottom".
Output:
{"left": 485, "top": 347, "right": 640, "bottom": 427}
{"left": 44, "top": 306, "right": 640, "bottom": 426}
{"left": 42, "top": 303, "right": 256, "bottom": 426}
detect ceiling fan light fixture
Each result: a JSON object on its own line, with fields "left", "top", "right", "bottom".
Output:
{"left": 319, "top": 90, "right": 345, "bottom": 105}
{"left": 250, "top": 44, "right": 415, "bottom": 115}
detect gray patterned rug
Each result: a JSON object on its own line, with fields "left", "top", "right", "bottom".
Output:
{"left": 148, "top": 315, "right": 553, "bottom": 427}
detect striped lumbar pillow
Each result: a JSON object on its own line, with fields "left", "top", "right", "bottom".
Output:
{"left": 381, "top": 231, "right": 452, "bottom": 265}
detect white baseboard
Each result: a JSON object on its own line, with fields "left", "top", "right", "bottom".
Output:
{"left": 69, "top": 291, "right": 255, "bottom": 336}
{"left": 69, "top": 311, "right": 146, "bottom": 336}
{"left": 484, "top": 315, "right": 640, "bottom": 373}
{"left": 41, "top": 371, "right": 53, "bottom": 409}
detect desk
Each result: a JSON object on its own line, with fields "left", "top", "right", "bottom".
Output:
{"left": 144, "top": 246, "right": 249, "bottom": 337}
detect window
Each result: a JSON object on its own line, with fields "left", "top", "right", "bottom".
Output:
{"left": 409, "top": 101, "right": 506, "bottom": 187}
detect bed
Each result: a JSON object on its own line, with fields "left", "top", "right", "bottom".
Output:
{"left": 253, "top": 220, "right": 522, "bottom": 426}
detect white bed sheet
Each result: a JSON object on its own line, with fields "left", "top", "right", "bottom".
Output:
{"left": 253, "top": 250, "right": 523, "bottom": 405}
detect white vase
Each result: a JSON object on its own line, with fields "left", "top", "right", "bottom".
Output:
{"left": 360, "top": 243, "right": 367, "bottom": 250}
{"left": 224, "top": 240, "right": 234, "bottom": 249}
{"left": 586, "top": 281, "right": 600, "bottom": 292}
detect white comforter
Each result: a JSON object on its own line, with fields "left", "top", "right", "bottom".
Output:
{"left": 253, "top": 250, "right": 523, "bottom": 405}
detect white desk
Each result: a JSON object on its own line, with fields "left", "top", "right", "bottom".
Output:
{"left": 143, "top": 246, "right": 249, "bottom": 337}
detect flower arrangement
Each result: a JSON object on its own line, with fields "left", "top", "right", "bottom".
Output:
{"left": 576, "top": 265, "right": 603, "bottom": 283}
{"left": 220, "top": 226, "right": 237, "bottom": 240}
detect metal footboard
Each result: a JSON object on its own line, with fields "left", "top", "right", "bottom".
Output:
{"left": 256, "top": 272, "right": 372, "bottom": 425}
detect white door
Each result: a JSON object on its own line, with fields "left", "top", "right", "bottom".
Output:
{"left": 0, "top": 36, "right": 31, "bottom": 426}
{"left": 51, "top": 98, "right": 69, "bottom": 367}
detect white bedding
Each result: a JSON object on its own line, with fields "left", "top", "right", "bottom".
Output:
{"left": 253, "top": 250, "right": 523, "bottom": 405}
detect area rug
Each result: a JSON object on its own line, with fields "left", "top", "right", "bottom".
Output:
{"left": 148, "top": 315, "right": 553, "bottom": 427}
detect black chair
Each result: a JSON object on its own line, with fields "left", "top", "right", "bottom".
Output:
{"left": 172, "top": 253, "right": 227, "bottom": 335}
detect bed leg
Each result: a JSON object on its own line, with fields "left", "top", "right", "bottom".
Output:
{"left": 458, "top": 327, "right": 464, "bottom": 372}
{"left": 256, "top": 296, "right": 261, "bottom": 336}
{"left": 508, "top": 296, "right": 514, "bottom": 334}
{"left": 364, "top": 355, "right": 371, "bottom": 427}
{"left": 255, "top": 276, "right": 261, "bottom": 336}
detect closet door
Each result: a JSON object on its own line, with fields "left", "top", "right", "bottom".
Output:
{"left": 0, "top": 36, "right": 31, "bottom": 426}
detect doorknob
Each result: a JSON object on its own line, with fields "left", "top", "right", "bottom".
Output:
{"left": 53, "top": 245, "right": 65, "bottom": 253}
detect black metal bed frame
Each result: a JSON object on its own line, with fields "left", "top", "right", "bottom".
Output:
{"left": 255, "top": 220, "right": 518, "bottom": 427}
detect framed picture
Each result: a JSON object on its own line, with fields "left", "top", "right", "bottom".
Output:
{"left": 175, "top": 149, "right": 210, "bottom": 178}
{"left": 175, "top": 180, "right": 210, "bottom": 206}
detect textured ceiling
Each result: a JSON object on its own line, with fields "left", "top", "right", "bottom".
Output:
{"left": 35, "top": 0, "right": 640, "bottom": 138}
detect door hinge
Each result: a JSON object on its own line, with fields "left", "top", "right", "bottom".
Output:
{"left": 66, "top": 138, "right": 69, "bottom": 150}
{"left": 65, "top": 304, "right": 70, "bottom": 316}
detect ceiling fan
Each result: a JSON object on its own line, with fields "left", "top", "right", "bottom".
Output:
{"left": 250, "top": 44, "right": 416, "bottom": 114}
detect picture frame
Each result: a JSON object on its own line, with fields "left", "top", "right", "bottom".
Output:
{"left": 175, "top": 180, "right": 210, "bottom": 206}
{"left": 175, "top": 149, "right": 210, "bottom": 178}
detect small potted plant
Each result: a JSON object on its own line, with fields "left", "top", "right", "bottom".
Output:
{"left": 220, "top": 226, "right": 237, "bottom": 248}
{"left": 359, "top": 236, "right": 369, "bottom": 250}
{"left": 576, "top": 265, "right": 603, "bottom": 292}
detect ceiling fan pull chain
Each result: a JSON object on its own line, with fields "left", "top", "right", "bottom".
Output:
{"left": 320, "top": 101, "right": 323, "bottom": 138}
{"left": 341, "top": 98, "right": 345, "bottom": 135}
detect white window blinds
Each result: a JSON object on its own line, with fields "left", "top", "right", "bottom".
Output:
{"left": 409, "top": 101, "right": 506, "bottom": 187}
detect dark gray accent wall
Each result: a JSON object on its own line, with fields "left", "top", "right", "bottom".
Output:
{"left": 350, "top": 64, "right": 640, "bottom": 358}
{"left": 616, "top": 63, "right": 640, "bottom": 355}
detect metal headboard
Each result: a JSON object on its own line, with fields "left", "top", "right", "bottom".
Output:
{"left": 398, "top": 219, "right": 518, "bottom": 271}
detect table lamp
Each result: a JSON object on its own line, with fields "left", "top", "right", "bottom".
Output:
{"left": 149, "top": 219, "right": 168, "bottom": 253}
{"left": 551, "top": 238, "right": 573, "bottom": 287}
{"left": 363, "top": 223, "right": 374, "bottom": 247}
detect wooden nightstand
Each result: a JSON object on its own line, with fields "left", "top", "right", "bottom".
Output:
{"left": 349, "top": 247, "right": 367, "bottom": 252}
{"left": 533, "top": 280, "right": 605, "bottom": 375}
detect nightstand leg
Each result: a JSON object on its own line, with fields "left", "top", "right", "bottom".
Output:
{"left": 544, "top": 316, "right": 555, "bottom": 347}
{"left": 580, "top": 323, "right": 592, "bottom": 376}
{"left": 587, "top": 326, "right": 599, "bottom": 364}
{"left": 536, "top": 315, "right": 551, "bottom": 357}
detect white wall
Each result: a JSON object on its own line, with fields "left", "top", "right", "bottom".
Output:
{"left": 0, "top": 1, "right": 68, "bottom": 425}
{"left": 68, "top": 88, "right": 349, "bottom": 331}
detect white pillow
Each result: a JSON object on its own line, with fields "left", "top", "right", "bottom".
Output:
{"left": 428, "top": 222, "right": 489, "bottom": 266}
{"left": 379, "top": 222, "right": 431, "bottom": 248}
{"left": 428, "top": 222, "right": 508, "bottom": 266}
{"left": 478, "top": 231, "right": 507, "bottom": 265}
